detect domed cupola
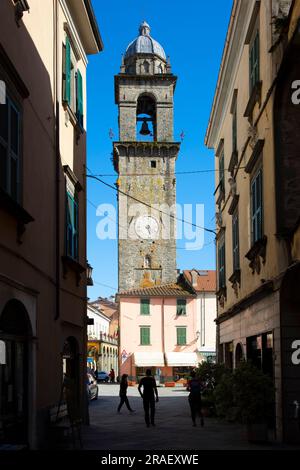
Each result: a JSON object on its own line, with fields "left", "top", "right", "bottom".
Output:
{"left": 122, "top": 22, "right": 170, "bottom": 75}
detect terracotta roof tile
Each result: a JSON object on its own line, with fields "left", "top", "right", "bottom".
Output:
{"left": 183, "top": 270, "right": 216, "bottom": 293}
{"left": 118, "top": 278, "right": 196, "bottom": 298}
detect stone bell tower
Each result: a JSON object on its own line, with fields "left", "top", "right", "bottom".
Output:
{"left": 113, "top": 21, "right": 180, "bottom": 292}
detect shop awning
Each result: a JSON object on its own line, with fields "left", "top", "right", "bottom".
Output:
{"left": 134, "top": 352, "right": 165, "bottom": 367}
{"left": 165, "top": 352, "right": 198, "bottom": 367}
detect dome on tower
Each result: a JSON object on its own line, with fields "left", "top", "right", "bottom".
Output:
{"left": 124, "top": 21, "right": 167, "bottom": 61}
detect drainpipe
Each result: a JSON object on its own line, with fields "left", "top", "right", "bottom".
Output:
{"left": 54, "top": 0, "right": 60, "bottom": 321}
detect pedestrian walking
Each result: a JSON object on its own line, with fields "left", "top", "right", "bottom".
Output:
{"left": 117, "top": 374, "right": 135, "bottom": 413}
{"left": 109, "top": 368, "right": 115, "bottom": 383}
{"left": 187, "top": 371, "right": 204, "bottom": 427}
{"left": 138, "top": 369, "right": 159, "bottom": 427}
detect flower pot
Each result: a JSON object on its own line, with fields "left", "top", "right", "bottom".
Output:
{"left": 246, "top": 422, "right": 268, "bottom": 443}
{"left": 165, "top": 382, "right": 175, "bottom": 387}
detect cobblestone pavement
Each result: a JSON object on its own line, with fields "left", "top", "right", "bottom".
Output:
{"left": 82, "top": 384, "right": 281, "bottom": 450}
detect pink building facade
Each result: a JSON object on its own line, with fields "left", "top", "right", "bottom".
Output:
{"left": 118, "top": 280, "right": 199, "bottom": 383}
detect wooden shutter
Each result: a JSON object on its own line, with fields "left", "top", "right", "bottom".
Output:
{"left": 232, "top": 212, "right": 240, "bottom": 271}
{"left": 251, "top": 170, "right": 263, "bottom": 244}
{"left": 65, "top": 37, "right": 71, "bottom": 105}
{"left": 177, "top": 299, "right": 186, "bottom": 316}
{"left": 140, "top": 299, "right": 150, "bottom": 315}
{"left": 76, "top": 70, "right": 84, "bottom": 128}
{"left": 177, "top": 327, "right": 187, "bottom": 345}
{"left": 140, "top": 327, "right": 150, "bottom": 345}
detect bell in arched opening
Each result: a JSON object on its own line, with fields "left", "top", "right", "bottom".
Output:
{"left": 140, "top": 119, "right": 151, "bottom": 136}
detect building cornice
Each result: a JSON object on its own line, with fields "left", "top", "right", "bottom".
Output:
{"left": 205, "top": 0, "right": 259, "bottom": 149}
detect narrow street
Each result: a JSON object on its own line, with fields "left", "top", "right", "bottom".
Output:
{"left": 83, "top": 385, "right": 274, "bottom": 450}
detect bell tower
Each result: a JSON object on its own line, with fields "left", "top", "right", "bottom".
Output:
{"left": 113, "top": 22, "right": 180, "bottom": 292}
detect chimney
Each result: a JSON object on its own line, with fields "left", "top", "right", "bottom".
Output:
{"left": 191, "top": 270, "right": 198, "bottom": 289}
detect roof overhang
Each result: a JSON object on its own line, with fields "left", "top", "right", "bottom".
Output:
{"left": 66, "top": 0, "right": 103, "bottom": 54}
{"left": 205, "top": 0, "right": 259, "bottom": 149}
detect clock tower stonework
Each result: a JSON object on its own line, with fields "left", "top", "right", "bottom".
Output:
{"left": 113, "top": 22, "right": 180, "bottom": 292}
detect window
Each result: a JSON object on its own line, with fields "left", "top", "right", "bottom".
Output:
{"left": 232, "top": 102, "right": 237, "bottom": 153}
{"left": 140, "top": 326, "right": 150, "bottom": 345}
{"left": 218, "top": 235, "right": 226, "bottom": 289}
{"left": 140, "top": 298, "right": 150, "bottom": 316}
{"left": 176, "top": 299, "right": 186, "bottom": 316}
{"left": 63, "top": 36, "right": 84, "bottom": 128}
{"left": 249, "top": 30, "right": 260, "bottom": 93}
{"left": 0, "top": 95, "right": 20, "bottom": 201}
{"left": 150, "top": 161, "right": 156, "bottom": 168}
{"left": 251, "top": 169, "right": 263, "bottom": 244}
{"left": 66, "top": 190, "right": 79, "bottom": 260}
{"left": 219, "top": 152, "right": 225, "bottom": 195}
{"left": 232, "top": 210, "right": 240, "bottom": 271}
{"left": 177, "top": 327, "right": 187, "bottom": 346}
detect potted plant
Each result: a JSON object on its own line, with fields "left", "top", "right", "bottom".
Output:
{"left": 233, "top": 362, "right": 275, "bottom": 443}
{"left": 215, "top": 361, "right": 275, "bottom": 443}
{"left": 195, "top": 362, "right": 231, "bottom": 417}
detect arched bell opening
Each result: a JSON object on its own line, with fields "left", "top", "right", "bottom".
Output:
{"left": 136, "top": 94, "right": 157, "bottom": 142}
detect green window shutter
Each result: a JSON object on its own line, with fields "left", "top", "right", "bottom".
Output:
{"left": 140, "top": 299, "right": 150, "bottom": 315}
{"left": 177, "top": 299, "right": 186, "bottom": 316}
{"left": 251, "top": 170, "right": 263, "bottom": 244}
{"left": 140, "top": 327, "right": 150, "bottom": 345}
{"left": 219, "top": 153, "right": 225, "bottom": 194}
{"left": 177, "top": 328, "right": 187, "bottom": 346}
{"left": 250, "top": 31, "right": 260, "bottom": 92}
{"left": 66, "top": 191, "right": 79, "bottom": 260}
{"left": 65, "top": 37, "right": 71, "bottom": 105}
{"left": 76, "top": 69, "right": 84, "bottom": 128}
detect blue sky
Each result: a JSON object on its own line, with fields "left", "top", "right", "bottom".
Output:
{"left": 87, "top": 0, "right": 232, "bottom": 300}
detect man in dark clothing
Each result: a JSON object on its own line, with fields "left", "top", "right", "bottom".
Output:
{"left": 187, "top": 371, "right": 204, "bottom": 427}
{"left": 138, "top": 369, "right": 159, "bottom": 427}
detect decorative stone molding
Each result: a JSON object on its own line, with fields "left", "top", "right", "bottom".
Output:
{"left": 229, "top": 269, "right": 241, "bottom": 297}
{"left": 245, "top": 236, "right": 268, "bottom": 274}
{"left": 217, "top": 287, "right": 227, "bottom": 308}
{"left": 245, "top": 139, "right": 265, "bottom": 174}
{"left": 244, "top": 81, "right": 262, "bottom": 120}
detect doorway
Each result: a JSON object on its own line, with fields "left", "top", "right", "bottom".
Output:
{"left": 0, "top": 300, "right": 32, "bottom": 445}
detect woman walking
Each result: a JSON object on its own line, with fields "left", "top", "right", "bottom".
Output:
{"left": 117, "top": 374, "right": 135, "bottom": 413}
{"left": 187, "top": 371, "right": 204, "bottom": 427}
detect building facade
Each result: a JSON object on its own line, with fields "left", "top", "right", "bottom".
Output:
{"left": 0, "top": 0, "right": 102, "bottom": 448}
{"left": 183, "top": 270, "right": 217, "bottom": 362}
{"left": 87, "top": 302, "right": 118, "bottom": 375}
{"left": 113, "top": 21, "right": 180, "bottom": 292}
{"left": 118, "top": 278, "right": 199, "bottom": 384}
{"left": 205, "top": 0, "right": 300, "bottom": 444}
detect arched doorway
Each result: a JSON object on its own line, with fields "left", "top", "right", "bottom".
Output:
{"left": 0, "top": 299, "right": 32, "bottom": 445}
{"left": 62, "top": 337, "right": 80, "bottom": 418}
{"left": 235, "top": 343, "right": 244, "bottom": 367}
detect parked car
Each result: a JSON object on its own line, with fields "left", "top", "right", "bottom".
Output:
{"left": 97, "top": 371, "right": 109, "bottom": 383}
{"left": 87, "top": 373, "right": 98, "bottom": 400}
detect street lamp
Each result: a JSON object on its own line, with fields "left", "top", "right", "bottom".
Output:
{"left": 86, "top": 261, "right": 94, "bottom": 286}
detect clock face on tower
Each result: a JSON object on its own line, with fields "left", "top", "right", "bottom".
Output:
{"left": 134, "top": 216, "right": 159, "bottom": 239}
